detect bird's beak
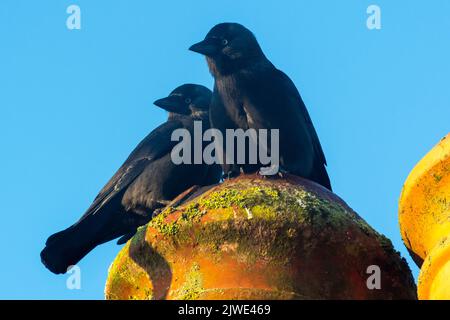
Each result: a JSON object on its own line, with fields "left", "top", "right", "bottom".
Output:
{"left": 189, "top": 38, "right": 219, "bottom": 57}
{"left": 153, "top": 95, "right": 183, "bottom": 113}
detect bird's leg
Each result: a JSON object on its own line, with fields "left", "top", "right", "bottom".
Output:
{"left": 150, "top": 200, "right": 172, "bottom": 218}
{"left": 156, "top": 200, "right": 171, "bottom": 206}
{"left": 152, "top": 185, "right": 203, "bottom": 218}
{"left": 169, "top": 185, "right": 201, "bottom": 208}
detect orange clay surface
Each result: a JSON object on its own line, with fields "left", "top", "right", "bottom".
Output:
{"left": 106, "top": 175, "right": 416, "bottom": 300}
{"left": 399, "top": 134, "right": 450, "bottom": 299}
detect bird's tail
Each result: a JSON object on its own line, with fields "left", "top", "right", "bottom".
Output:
{"left": 41, "top": 224, "right": 100, "bottom": 274}
{"left": 311, "top": 163, "right": 332, "bottom": 191}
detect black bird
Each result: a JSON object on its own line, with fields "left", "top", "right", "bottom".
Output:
{"left": 189, "top": 23, "right": 331, "bottom": 190}
{"left": 41, "top": 84, "right": 222, "bottom": 274}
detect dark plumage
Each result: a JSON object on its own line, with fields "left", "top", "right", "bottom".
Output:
{"left": 41, "top": 84, "right": 222, "bottom": 274}
{"left": 189, "top": 23, "right": 331, "bottom": 190}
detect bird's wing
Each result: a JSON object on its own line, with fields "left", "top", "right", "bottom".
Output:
{"left": 79, "top": 120, "right": 184, "bottom": 220}
{"left": 271, "top": 68, "right": 327, "bottom": 166}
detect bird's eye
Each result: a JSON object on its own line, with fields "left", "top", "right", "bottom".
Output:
{"left": 222, "top": 39, "right": 228, "bottom": 46}
{"left": 185, "top": 98, "right": 192, "bottom": 104}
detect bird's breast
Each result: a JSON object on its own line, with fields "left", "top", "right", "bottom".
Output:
{"left": 215, "top": 77, "right": 249, "bottom": 126}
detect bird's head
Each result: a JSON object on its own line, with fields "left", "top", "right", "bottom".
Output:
{"left": 153, "top": 84, "right": 212, "bottom": 120}
{"left": 189, "top": 23, "right": 265, "bottom": 76}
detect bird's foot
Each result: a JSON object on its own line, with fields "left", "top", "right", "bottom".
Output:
{"left": 258, "top": 166, "right": 288, "bottom": 179}
{"left": 276, "top": 168, "right": 289, "bottom": 179}
{"left": 222, "top": 169, "right": 241, "bottom": 180}
{"left": 152, "top": 208, "right": 164, "bottom": 218}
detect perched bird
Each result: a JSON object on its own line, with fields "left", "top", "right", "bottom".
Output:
{"left": 41, "top": 84, "right": 222, "bottom": 274}
{"left": 189, "top": 23, "right": 331, "bottom": 190}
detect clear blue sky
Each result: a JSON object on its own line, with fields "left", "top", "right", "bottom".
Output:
{"left": 1, "top": 0, "right": 449, "bottom": 299}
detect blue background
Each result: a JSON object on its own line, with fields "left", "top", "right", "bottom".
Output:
{"left": 1, "top": 0, "right": 449, "bottom": 299}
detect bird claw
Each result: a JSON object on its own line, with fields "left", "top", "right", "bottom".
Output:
{"left": 258, "top": 166, "right": 288, "bottom": 179}
{"left": 277, "top": 168, "right": 289, "bottom": 179}
{"left": 222, "top": 170, "right": 241, "bottom": 180}
{"left": 258, "top": 164, "right": 278, "bottom": 176}
{"left": 152, "top": 208, "right": 164, "bottom": 218}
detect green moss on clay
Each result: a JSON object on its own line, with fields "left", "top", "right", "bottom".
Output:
{"left": 104, "top": 180, "right": 412, "bottom": 299}
{"left": 433, "top": 173, "right": 443, "bottom": 183}
{"left": 200, "top": 186, "right": 280, "bottom": 210}
{"left": 173, "top": 263, "right": 204, "bottom": 300}
{"left": 148, "top": 209, "right": 180, "bottom": 236}
{"left": 181, "top": 203, "right": 206, "bottom": 221}
{"left": 251, "top": 205, "right": 277, "bottom": 220}
{"left": 131, "top": 225, "right": 147, "bottom": 245}
{"left": 147, "top": 202, "right": 208, "bottom": 237}
{"left": 135, "top": 180, "right": 389, "bottom": 266}
{"left": 143, "top": 180, "right": 369, "bottom": 246}
{"left": 106, "top": 242, "right": 152, "bottom": 300}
